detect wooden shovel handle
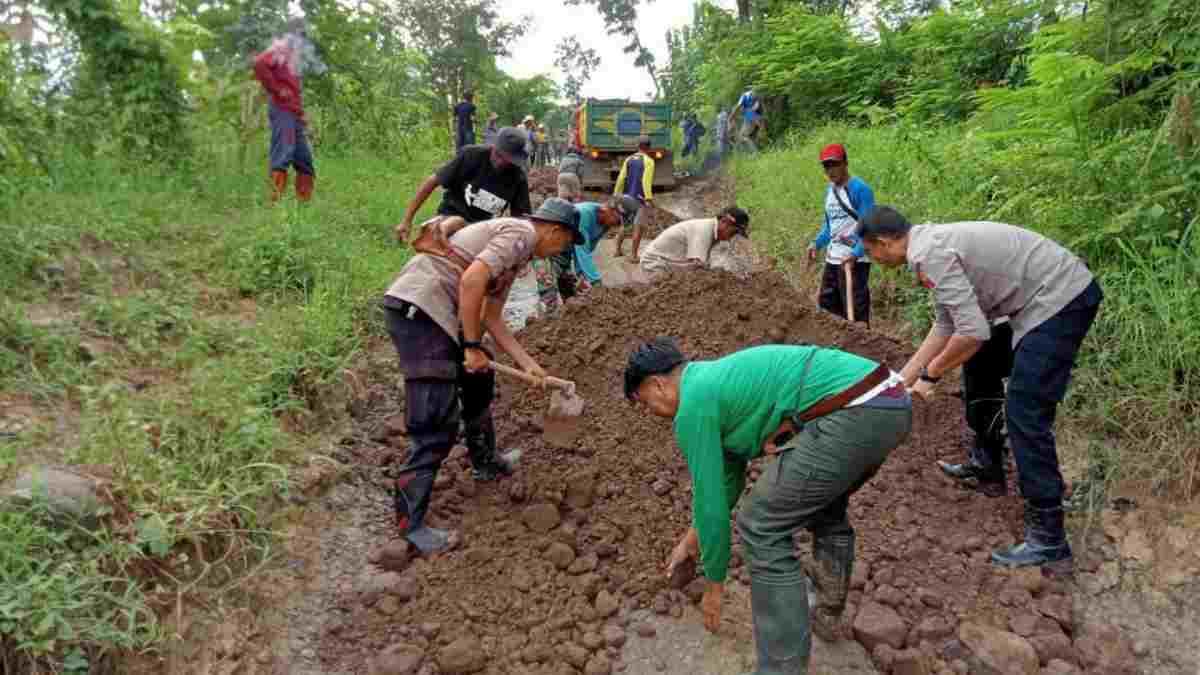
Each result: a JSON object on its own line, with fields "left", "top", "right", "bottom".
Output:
{"left": 489, "top": 361, "right": 576, "bottom": 393}
{"left": 843, "top": 260, "right": 856, "bottom": 323}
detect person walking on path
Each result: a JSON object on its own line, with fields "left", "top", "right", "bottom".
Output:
{"left": 859, "top": 206, "right": 1103, "bottom": 572}
{"left": 383, "top": 198, "right": 585, "bottom": 554}
{"left": 625, "top": 339, "right": 911, "bottom": 673}
{"left": 482, "top": 112, "right": 500, "bottom": 146}
{"left": 807, "top": 143, "right": 876, "bottom": 325}
{"left": 453, "top": 91, "right": 477, "bottom": 154}
{"left": 253, "top": 30, "right": 315, "bottom": 203}
{"left": 394, "top": 127, "right": 531, "bottom": 244}
{"left": 681, "top": 113, "right": 706, "bottom": 158}
{"left": 613, "top": 135, "right": 656, "bottom": 260}
{"left": 639, "top": 207, "right": 749, "bottom": 280}
{"left": 731, "top": 89, "right": 765, "bottom": 153}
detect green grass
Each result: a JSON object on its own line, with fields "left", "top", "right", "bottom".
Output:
{"left": 732, "top": 122, "right": 1200, "bottom": 499}
{"left": 0, "top": 135, "right": 441, "bottom": 668}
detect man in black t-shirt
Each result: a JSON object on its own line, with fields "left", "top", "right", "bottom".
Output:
{"left": 453, "top": 91, "right": 477, "bottom": 154}
{"left": 395, "top": 127, "right": 532, "bottom": 243}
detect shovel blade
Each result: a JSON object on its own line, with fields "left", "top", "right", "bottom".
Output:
{"left": 543, "top": 390, "right": 585, "bottom": 447}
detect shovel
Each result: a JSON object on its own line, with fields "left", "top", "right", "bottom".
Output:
{"left": 843, "top": 260, "right": 856, "bottom": 323}
{"left": 489, "top": 361, "right": 585, "bottom": 446}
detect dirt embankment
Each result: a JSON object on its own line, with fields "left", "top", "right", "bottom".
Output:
{"left": 300, "top": 269, "right": 1142, "bottom": 675}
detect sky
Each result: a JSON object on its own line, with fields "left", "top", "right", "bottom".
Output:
{"left": 496, "top": 0, "right": 737, "bottom": 101}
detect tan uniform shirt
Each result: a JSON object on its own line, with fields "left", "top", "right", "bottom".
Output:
{"left": 640, "top": 218, "right": 719, "bottom": 277}
{"left": 386, "top": 218, "right": 537, "bottom": 342}
{"left": 907, "top": 222, "right": 1094, "bottom": 346}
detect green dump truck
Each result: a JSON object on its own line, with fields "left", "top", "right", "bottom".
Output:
{"left": 573, "top": 99, "right": 675, "bottom": 191}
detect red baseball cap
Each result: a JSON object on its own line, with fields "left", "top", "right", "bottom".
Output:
{"left": 819, "top": 144, "right": 847, "bottom": 162}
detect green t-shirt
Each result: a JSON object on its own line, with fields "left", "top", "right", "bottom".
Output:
{"left": 673, "top": 345, "right": 878, "bottom": 582}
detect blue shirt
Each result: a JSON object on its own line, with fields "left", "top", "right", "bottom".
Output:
{"left": 813, "top": 176, "right": 875, "bottom": 262}
{"left": 738, "top": 92, "right": 760, "bottom": 123}
{"left": 571, "top": 203, "right": 607, "bottom": 284}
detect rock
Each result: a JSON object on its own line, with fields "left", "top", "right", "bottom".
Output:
{"left": 419, "top": 623, "right": 441, "bottom": 639}
{"left": 523, "top": 503, "right": 561, "bottom": 533}
{"left": 360, "top": 571, "right": 406, "bottom": 605}
{"left": 853, "top": 602, "right": 908, "bottom": 651}
{"left": 635, "top": 623, "right": 656, "bottom": 638}
{"left": 603, "top": 625, "right": 626, "bottom": 647}
{"left": 1041, "top": 659, "right": 1082, "bottom": 674}
{"left": 569, "top": 552, "right": 599, "bottom": 575}
{"left": 582, "top": 632, "right": 605, "bottom": 650}
{"left": 511, "top": 568, "right": 534, "bottom": 592}
{"left": 851, "top": 560, "right": 870, "bottom": 589}
{"left": 439, "top": 637, "right": 485, "bottom": 673}
{"left": 371, "top": 540, "right": 414, "bottom": 572}
{"left": 651, "top": 480, "right": 672, "bottom": 496}
{"left": 652, "top": 594, "right": 669, "bottom": 614}
{"left": 595, "top": 590, "right": 620, "bottom": 618}
{"left": 585, "top": 654, "right": 612, "bottom": 675}
{"left": 596, "top": 542, "right": 618, "bottom": 559}
{"left": 1029, "top": 633, "right": 1074, "bottom": 666}
{"left": 377, "top": 596, "right": 402, "bottom": 615}
{"left": 1035, "top": 595, "right": 1073, "bottom": 632}
{"left": 372, "top": 644, "right": 423, "bottom": 675}
{"left": 1009, "top": 612, "right": 1040, "bottom": 637}
{"left": 545, "top": 542, "right": 576, "bottom": 570}
{"left": 999, "top": 583, "right": 1034, "bottom": 607}
{"left": 684, "top": 578, "right": 706, "bottom": 604}
{"left": 575, "top": 572, "right": 604, "bottom": 598}
{"left": 1, "top": 466, "right": 106, "bottom": 531}
{"left": 667, "top": 555, "right": 697, "bottom": 590}
{"left": 565, "top": 472, "right": 596, "bottom": 509}
{"left": 1010, "top": 568, "right": 1045, "bottom": 595}
{"left": 893, "top": 648, "right": 930, "bottom": 675}
{"left": 915, "top": 616, "right": 955, "bottom": 642}
{"left": 560, "top": 643, "right": 590, "bottom": 668}
{"left": 874, "top": 584, "right": 906, "bottom": 607}
{"left": 508, "top": 481, "right": 528, "bottom": 502}
{"left": 872, "top": 644, "right": 898, "bottom": 670}
{"left": 1074, "top": 623, "right": 1136, "bottom": 674}
{"left": 958, "top": 622, "right": 1038, "bottom": 675}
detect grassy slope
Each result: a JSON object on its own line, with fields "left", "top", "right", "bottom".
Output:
{"left": 731, "top": 122, "right": 1200, "bottom": 500}
{"left": 0, "top": 140, "right": 440, "bottom": 665}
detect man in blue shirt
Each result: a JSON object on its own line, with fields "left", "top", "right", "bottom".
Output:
{"left": 453, "top": 91, "right": 476, "bottom": 154}
{"left": 534, "top": 197, "right": 634, "bottom": 312}
{"left": 808, "top": 143, "right": 875, "bottom": 325}
{"left": 731, "top": 89, "right": 765, "bottom": 152}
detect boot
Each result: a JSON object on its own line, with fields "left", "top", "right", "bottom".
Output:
{"left": 464, "top": 415, "right": 521, "bottom": 481}
{"left": 393, "top": 469, "right": 455, "bottom": 554}
{"left": 807, "top": 530, "right": 854, "bottom": 643}
{"left": 269, "top": 170, "right": 288, "bottom": 202}
{"left": 937, "top": 442, "right": 1007, "bottom": 497}
{"left": 295, "top": 173, "right": 314, "bottom": 202}
{"left": 743, "top": 576, "right": 811, "bottom": 675}
{"left": 991, "top": 502, "right": 1072, "bottom": 573}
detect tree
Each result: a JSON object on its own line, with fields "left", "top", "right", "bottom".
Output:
{"left": 563, "top": 0, "right": 661, "bottom": 97}
{"left": 392, "top": 0, "right": 526, "bottom": 110}
{"left": 482, "top": 72, "right": 559, "bottom": 128}
{"left": 554, "top": 35, "right": 601, "bottom": 102}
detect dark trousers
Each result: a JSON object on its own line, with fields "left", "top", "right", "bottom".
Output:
{"left": 818, "top": 261, "right": 871, "bottom": 325}
{"left": 384, "top": 303, "right": 495, "bottom": 530}
{"left": 962, "top": 321, "right": 1015, "bottom": 454}
{"left": 455, "top": 127, "right": 474, "bottom": 154}
{"left": 967, "top": 281, "right": 1103, "bottom": 504}
{"left": 268, "top": 103, "right": 314, "bottom": 176}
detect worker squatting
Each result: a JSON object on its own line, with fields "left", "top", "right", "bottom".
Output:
{"left": 257, "top": 71, "right": 1100, "bottom": 671}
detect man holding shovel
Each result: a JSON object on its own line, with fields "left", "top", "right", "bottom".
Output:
{"left": 625, "top": 339, "right": 911, "bottom": 673}
{"left": 859, "top": 206, "right": 1103, "bottom": 572}
{"left": 808, "top": 144, "right": 875, "bottom": 326}
{"left": 382, "top": 198, "right": 585, "bottom": 554}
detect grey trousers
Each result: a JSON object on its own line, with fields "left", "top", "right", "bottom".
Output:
{"left": 736, "top": 404, "right": 912, "bottom": 585}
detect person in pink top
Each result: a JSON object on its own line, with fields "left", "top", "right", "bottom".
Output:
{"left": 253, "top": 29, "right": 315, "bottom": 202}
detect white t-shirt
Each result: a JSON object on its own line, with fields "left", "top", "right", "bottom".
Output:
{"left": 640, "top": 218, "right": 719, "bottom": 276}
{"left": 824, "top": 184, "right": 859, "bottom": 265}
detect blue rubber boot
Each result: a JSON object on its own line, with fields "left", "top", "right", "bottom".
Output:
{"left": 991, "top": 502, "right": 1073, "bottom": 574}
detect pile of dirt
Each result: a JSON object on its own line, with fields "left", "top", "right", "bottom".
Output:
{"left": 316, "top": 270, "right": 1132, "bottom": 675}
{"left": 527, "top": 167, "right": 560, "bottom": 200}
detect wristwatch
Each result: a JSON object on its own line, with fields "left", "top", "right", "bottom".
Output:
{"left": 918, "top": 366, "right": 941, "bottom": 384}
{"left": 462, "top": 340, "right": 484, "bottom": 350}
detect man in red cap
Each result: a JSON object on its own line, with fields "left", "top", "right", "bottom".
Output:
{"left": 808, "top": 143, "right": 875, "bottom": 325}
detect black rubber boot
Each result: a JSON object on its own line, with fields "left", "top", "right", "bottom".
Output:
{"left": 742, "top": 577, "right": 811, "bottom": 675}
{"left": 937, "top": 442, "right": 1007, "bottom": 497}
{"left": 393, "top": 470, "right": 455, "bottom": 554}
{"left": 807, "top": 529, "right": 854, "bottom": 643}
{"left": 991, "top": 502, "right": 1073, "bottom": 574}
{"left": 464, "top": 415, "right": 521, "bottom": 482}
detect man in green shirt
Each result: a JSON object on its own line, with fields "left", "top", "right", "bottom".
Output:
{"left": 625, "top": 339, "right": 912, "bottom": 674}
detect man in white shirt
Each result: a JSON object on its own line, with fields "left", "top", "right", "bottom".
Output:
{"left": 639, "top": 207, "right": 750, "bottom": 279}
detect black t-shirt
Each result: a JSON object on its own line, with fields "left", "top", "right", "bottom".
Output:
{"left": 454, "top": 101, "right": 476, "bottom": 135}
{"left": 435, "top": 145, "right": 531, "bottom": 223}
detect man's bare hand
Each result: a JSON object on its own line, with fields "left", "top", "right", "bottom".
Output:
{"left": 807, "top": 246, "right": 817, "bottom": 263}
{"left": 702, "top": 582, "right": 723, "bottom": 633}
{"left": 464, "top": 347, "right": 490, "bottom": 374}
{"left": 665, "top": 528, "right": 699, "bottom": 579}
{"left": 395, "top": 219, "right": 413, "bottom": 244}
{"left": 910, "top": 378, "right": 935, "bottom": 400}
{"left": 523, "top": 362, "right": 547, "bottom": 387}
